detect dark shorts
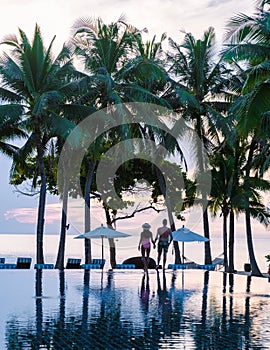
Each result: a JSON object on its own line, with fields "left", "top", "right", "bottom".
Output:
{"left": 158, "top": 241, "right": 169, "bottom": 254}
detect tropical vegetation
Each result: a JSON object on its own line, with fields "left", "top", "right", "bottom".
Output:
{"left": 0, "top": 1, "right": 270, "bottom": 275}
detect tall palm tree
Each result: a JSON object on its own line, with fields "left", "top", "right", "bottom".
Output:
{"left": 122, "top": 33, "right": 184, "bottom": 263}
{"left": 71, "top": 16, "right": 140, "bottom": 263}
{"left": 0, "top": 25, "right": 81, "bottom": 264}
{"left": 223, "top": 0, "right": 270, "bottom": 275}
{"left": 168, "top": 27, "right": 230, "bottom": 264}
{"left": 210, "top": 134, "right": 250, "bottom": 273}
{"left": 71, "top": 17, "right": 182, "bottom": 264}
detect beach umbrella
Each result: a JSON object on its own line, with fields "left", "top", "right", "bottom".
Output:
{"left": 172, "top": 226, "right": 209, "bottom": 263}
{"left": 74, "top": 225, "right": 131, "bottom": 264}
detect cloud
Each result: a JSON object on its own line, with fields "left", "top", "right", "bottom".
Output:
{"left": 4, "top": 203, "right": 62, "bottom": 224}
{"left": 0, "top": 0, "right": 255, "bottom": 55}
{"left": 3, "top": 198, "right": 107, "bottom": 233}
{"left": 207, "top": 0, "right": 232, "bottom": 8}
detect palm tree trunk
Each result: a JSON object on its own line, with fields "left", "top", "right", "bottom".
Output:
{"left": 84, "top": 160, "right": 96, "bottom": 264}
{"left": 223, "top": 211, "right": 228, "bottom": 272}
{"left": 55, "top": 177, "right": 69, "bottom": 270}
{"left": 196, "top": 116, "right": 212, "bottom": 265}
{"left": 36, "top": 167, "right": 46, "bottom": 264}
{"left": 36, "top": 129, "right": 46, "bottom": 264}
{"left": 245, "top": 208, "right": 262, "bottom": 277}
{"left": 104, "top": 206, "right": 116, "bottom": 269}
{"left": 108, "top": 238, "right": 116, "bottom": 269}
{"left": 244, "top": 141, "right": 262, "bottom": 277}
{"left": 228, "top": 209, "right": 235, "bottom": 273}
{"left": 203, "top": 209, "right": 212, "bottom": 264}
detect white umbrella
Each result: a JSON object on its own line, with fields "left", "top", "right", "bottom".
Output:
{"left": 74, "top": 225, "right": 131, "bottom": 264}
{"left": 172, "top": 225, "right": 209, "bottom": 263}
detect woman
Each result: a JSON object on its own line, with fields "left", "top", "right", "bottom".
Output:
{"left": 138, "top": 223, "right": 155, "bottom": 272}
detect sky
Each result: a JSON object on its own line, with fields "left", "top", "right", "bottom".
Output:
{"left": 0, "top": 0, "right": 264, "bottom": 237}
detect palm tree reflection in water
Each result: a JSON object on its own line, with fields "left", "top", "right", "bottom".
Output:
{"left": 4, "top": 271, "right": 270, "bottom": 349}
{"left": 156, "top": 271, "right": 173, "bottom": 337}
{"left": 35, "top": 269, "right": 43, "bottom": 348}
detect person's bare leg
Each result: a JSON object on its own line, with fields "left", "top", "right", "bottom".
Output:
{"left": 142, "top": 257, "right": 147, "bottom": 272}
{"left": 163, "top": 252, "right": 167, "bottom": 270}
{"left": 146, "top": 250, "right": 150, "bottom": 270}
{"left": 156, "top": 251, "right": 161, "bottom": 270}
{"left": 141, "top": 249, "right": 147, "bottom": 272}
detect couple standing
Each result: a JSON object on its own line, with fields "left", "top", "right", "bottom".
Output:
{"left": 138, "top": 219, "right": 173, "bottom": 271}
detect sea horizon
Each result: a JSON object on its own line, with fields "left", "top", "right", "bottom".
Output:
{"left": 1, "top": 232, "right": 269, "bottom": 273}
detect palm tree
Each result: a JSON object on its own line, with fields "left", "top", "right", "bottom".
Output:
{"left": 210, "top": 132, "right": 249, "bottom": 273}
{"left": 71, "top": 17, "right": 182, "bottom": 264}
{"left": 71, "top": 16, "right": 137, "bottom": 263}
{"left": 223, "top": 0, "right": 270, "bottom": 275}
{"left": 168, "top": 27, "right": 230, "bottom": 264}
{"left": 0, "top": 25, "right": 81, "bottom": 264}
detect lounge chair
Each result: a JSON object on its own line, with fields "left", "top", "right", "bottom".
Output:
{"left": 0, "top": 263, "right": 16, "bottom": 269}
{"left": 183, "top": 256, "right": 199, "bottom": 269}
{"left": 81, "top": 263, "right": 102, "bottom": 269}
{"left": 182, "top": 253, "right": 224, "bottom": 271}
{"left": 92, "top": 259, "right": 106, "bottom": 268}
{"left": 197, "top": 264, "right": 216, "bottom": 271}
{"left": 168, "top": 264, "right": 186, "bottom": 270}
{"left": 66, "top": 258, "right": 81, "bottom": 269}
{"left": 212, "top": 254, "right": 224, "bottom": 270}
{"left": 16, "top": 257, "right": 32, "bottom": 269}
{"left": 115, "top": 264, "right": 136, "bottom": 269}
{"left": 0, "top": 257, "right": 5, "bottom": 264}
{"left": 34, "top": 264, "right": 54, "bottom": 269}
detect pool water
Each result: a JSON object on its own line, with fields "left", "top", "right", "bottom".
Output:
{"left": 1, "top": 269, "right": 270, "bottom": 349}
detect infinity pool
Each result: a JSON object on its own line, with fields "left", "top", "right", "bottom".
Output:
{"left": 0, "top": 269, "right": 270, "bottom": 349}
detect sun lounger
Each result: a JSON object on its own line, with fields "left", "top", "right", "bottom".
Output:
{"left": 16, "top": 257, "right": 32, "bottom": 269}
{"left": 212, "top": 254, "right": 224, "bottom": 270}
{"left": 81, "top": 264, "right": 102, "bottom": 269}
{"left": 66, "top": 258, "right": 81, "bottom": 269}
{"left": 92, "top": 259, "right": 106, "bottom": 267}
{"left": 115, "top": 264, "right": 136, "bottom": 269}
{"left": 0, "top": 258, "right": 5, "bottom": 264}
{"left": 0, "top": 263, "right": 16, "bottom": 269}
{"left": 183, "top": 253, "right": 224, "bottom": 271}
{"left": 34, "top": 264, "right": 54, "bottom": 269}
{"left": 168, "top": 264, "right": 186, "bottom": 270}
{"left": 197, "top": 264, "right": 216, "bottom": 271}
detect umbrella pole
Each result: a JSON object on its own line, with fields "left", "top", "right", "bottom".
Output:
{"left": 182, "top": 242, "right": 184, "bottom": 264}
{"left": 101, "top": 236, "right": 104, "bottom": 267}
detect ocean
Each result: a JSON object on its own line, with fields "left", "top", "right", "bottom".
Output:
{"left": 0, "top": 231, "right": 269, "bottom": 273}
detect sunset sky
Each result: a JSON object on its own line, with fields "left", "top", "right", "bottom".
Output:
{"left": 0, "top": 0, "right": 260, "bottom": 235}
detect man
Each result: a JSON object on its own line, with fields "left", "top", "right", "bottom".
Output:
{"left": 155, "top": 219, "right": 173, "bottom": 270}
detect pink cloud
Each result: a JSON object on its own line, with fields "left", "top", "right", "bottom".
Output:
{"left": 4, "top": 203, "right": 62, "bottom": 224}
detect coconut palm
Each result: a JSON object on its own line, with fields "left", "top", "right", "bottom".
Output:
{"left": 223, "top": 0, "right": 270, "bottom": 94}
{"left": 71, "top": 17, "right": 183, "bottom": 264}
{"left": 223, "top": 0, "right": 270, "bottom": 275}
{"left": 0, "top": 25, "right": 85, "bottom": 264}
{"left": 168, "top": 27, "right": 231, "bottom": 264}
{"left": 210, "top": 134, "right": 251, "bottom": 273}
